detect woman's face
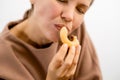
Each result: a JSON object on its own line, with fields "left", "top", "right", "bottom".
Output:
{"left": 29, "top": 0, "right": 91, "bottom": 42}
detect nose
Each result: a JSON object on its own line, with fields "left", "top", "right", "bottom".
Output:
{"left": 61, "top": 8, "right": 74, "bottom": 22}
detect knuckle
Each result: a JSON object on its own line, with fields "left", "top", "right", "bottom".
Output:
{"left": 64, "top": 62, "right": 71, "bottom": 68}
{"left": 56, "top": 58, "right": 63, "bottom": 63}
{"left": 72, "top": 61, "right": 77, "bottom": 66}
{"left": 54, "top": 58, "right": 63, "bottom": 68}
{"left": 56, "top": 73, "right": 63, "bottom": 79}
{"left": 70, "top": 52, "right": 74, "bottom": 57}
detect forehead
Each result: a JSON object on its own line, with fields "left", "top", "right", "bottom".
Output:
{"left": 75, "top": 0, "right": 92, "bottom": 7}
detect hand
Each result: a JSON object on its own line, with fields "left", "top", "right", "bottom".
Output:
{"left": 46, "top": 44, "right": 81, "bottom": 80}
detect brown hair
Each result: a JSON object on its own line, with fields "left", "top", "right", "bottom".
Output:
{"left": 22, "top": 0, "right": 94, "bottom": 20}
{"left": 90, "top": 0, "right": 94, "bottom": 6}
{"left": 22, "top": 5, "right": 34, "bottom": 20}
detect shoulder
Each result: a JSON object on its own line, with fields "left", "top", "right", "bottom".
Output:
{"left": 0, "top": 31, "right": 12, "bottom": 53}
{"left": 0, "top": 36, "right": 14, "bottom": 65}
{"left": 0, "top": 35, "right": 28, "bottom": 80}
{"left": 0, "top": 37, "right": 10, "bottom": 53}
{"left": 0, "top": 36, "right": 12, "bottom": 79}
{"left": 74, "top": 25, "right": 102, "bottom": 80}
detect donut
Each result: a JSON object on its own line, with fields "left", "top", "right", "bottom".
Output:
{"left": 60, "top": 27, "right": 79, "bottom": 46}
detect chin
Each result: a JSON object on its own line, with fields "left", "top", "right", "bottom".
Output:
{"left": 49, "top": 36, "right": 59, "bottom": 43}
{"left": 46, "top": 31, "right": 59, "bottom": 42}
{"left": 51, "top": 37, "right": 59, "bottom": 42}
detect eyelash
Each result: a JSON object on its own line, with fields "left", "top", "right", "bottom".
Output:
{"left": 76, "top": 8, "right": 85, "bottom": 14}
{"left": 57, "top": 0, "right": 68, "bottom": 3}
{"left": 57, "top": 0, "right": 85, "bottom": 14}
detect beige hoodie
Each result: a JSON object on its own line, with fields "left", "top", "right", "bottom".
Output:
{"left": 0, "top": 21, "right": 102, "bottom": 80}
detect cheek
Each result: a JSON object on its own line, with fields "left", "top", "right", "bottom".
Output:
{"left": 47, "top": 2, "right": 62, "bottom": 19}
{"left": 73, "top": 15, "right": 84, "bottom": 29}
{"left": 39, "top": 2, "right": 61, "bottom": 20}
{"left": 34, "top": 1, "right": 61, "bottom": 19}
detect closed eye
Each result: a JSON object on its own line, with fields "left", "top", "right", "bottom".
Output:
{"left": 57, "top": 0, "right": 68, "bottom": 3}
{"left": 76, "top": 8, "right": 85, "bottom": 14}
{"left": 76, "top": 4, "right": 88, "bottom": 14}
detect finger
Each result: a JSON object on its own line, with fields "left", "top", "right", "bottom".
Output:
{"left": 51, "top": 44, "right": 68, "bottom": 69}
{"left": 73, "top": 45, "right": 81, "bottom": 65}
{"left": 66, "top": 63, "right": 77, "bottom": 78}
{"left": 65, "top": 46, "right": 75, "bottom": 66}
{"left": 66, "top": 45, "right": 81, "bottom": 77}
{"left": 57, "top": 46, "right": 75, "bottom": 77}
{"left": 55, "top": 43, "right": 68, "bottom": 60}
{"left": 60, "top": 46, "right": 75, "bottom": 77}
{"left": 56, "top": 64, "right": 69, "bottom": 78}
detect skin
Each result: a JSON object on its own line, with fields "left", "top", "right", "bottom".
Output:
{"left": 10, "top": 0, "right": 92, "bottom": 79}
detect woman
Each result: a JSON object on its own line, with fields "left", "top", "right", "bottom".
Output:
{"left": 0, "top": 0, "right": 102, "bottom": 80}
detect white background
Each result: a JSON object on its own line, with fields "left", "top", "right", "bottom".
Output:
{"left": 0, "top": 0, "right": 120, "bottom": 80}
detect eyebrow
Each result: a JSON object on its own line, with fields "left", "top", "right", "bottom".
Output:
{"left": 77, "top": 3, "right": 89, "bottom": 13}
{"left": 78, "top": 3, "right": 89, "bottom": 9}
{"left": 77, "top": 4, "right": 89, "bottom": 12}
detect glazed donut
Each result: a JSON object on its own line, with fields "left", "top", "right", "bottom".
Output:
{"left": 60, "top": 27, "right": 79, "bottom": 46}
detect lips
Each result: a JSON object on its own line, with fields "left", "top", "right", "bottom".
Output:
{"left": 54, "top": 24, "right": 70, "bottom": 32}
{"left": 54, "top": 24, "right": 64, "bottom": 31}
